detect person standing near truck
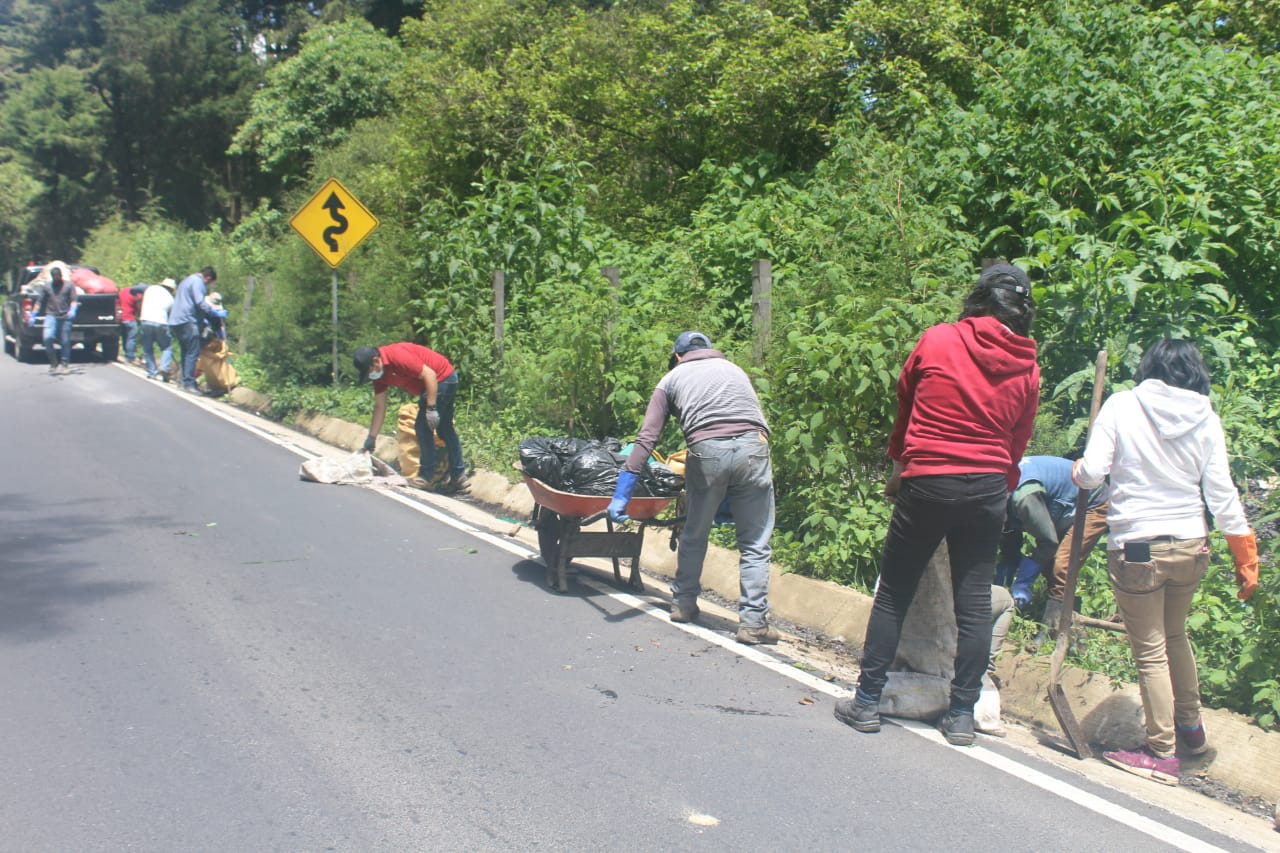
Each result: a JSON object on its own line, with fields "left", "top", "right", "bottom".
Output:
{"left": 32, "top": 262, "right": 78, "bottom": 375}
{"left": 139, "top": 278, "right": 176, "bottom": 380}
{"left": 168, "top": 266, "right": 217, "bottom": 393}
{"left": 354, "top": 343, "right": 469, "bottom": 494}
{"left": 608, "top": 331, "right": 778, "bottom": 645}
{"left": 118, "top": 282, "right": 149, "bottom": 364}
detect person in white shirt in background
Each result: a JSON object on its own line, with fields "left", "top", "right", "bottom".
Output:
{"left": 139, "top": 277, "right": 176, "bottom": 380}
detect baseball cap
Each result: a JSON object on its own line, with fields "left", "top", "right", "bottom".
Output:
{"left": 669, "top": 331, "right": 711, "bottom": 369}
{"left": 353, "top": 346, "right": 380, "bottom": 382}
{"left": 978, "top": 263, "right": 1032, "bottom": 298}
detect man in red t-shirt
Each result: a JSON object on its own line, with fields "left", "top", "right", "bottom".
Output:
{"left": 119, "top": 283, "right": 148, "bottom": 364}
{"left": 353, "top": 343, "right": 468, "bottom": 493}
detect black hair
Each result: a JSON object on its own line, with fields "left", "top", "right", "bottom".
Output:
{"left": 1136, "top": 338, "right": 1211, "bottom": 396}
{"left": 201, "top": 265, "right": 217, "bottom": 281}
{"left": 960, "top": 272, "right": 1035, "bottom": 337}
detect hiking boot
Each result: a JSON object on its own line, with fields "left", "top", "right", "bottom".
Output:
{"left": 439, "top": 473, "right": 470, "bottom": 494}
{"left": 1177, "top": 719, "right": 1208, "bottom": 756}
{"left": 833, "top": 695, "right": 881, "bottom": 733}
{"left": 734, "top": 621, "right": 779, "bottom": 645}
{"left": 670, "top": 602, "right": 700, "bottom": 623}
{"left": 1104, "top": 746, "right": 1180, "bottom": 785}
{"left": 406, "top": 476, "right": 430, "bottom": 491}
{"left": 939, "top": 710, "right": 976, "bottom": 746}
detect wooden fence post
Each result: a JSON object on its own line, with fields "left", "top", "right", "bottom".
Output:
{"left": 752, "top": 259, "right": 772, "bottom": 367}
{"left": 239, "top": 275, "right": 255, "bottom": 353}
{"left": 493, "top": 269, "right": 506, "bottom": 365}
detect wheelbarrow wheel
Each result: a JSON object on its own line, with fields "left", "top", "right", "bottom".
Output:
{"left": 535, "top": 508, "right": 562, "bottom": 569}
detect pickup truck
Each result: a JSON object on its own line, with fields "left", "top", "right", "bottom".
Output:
{"left": 2, "top": 263, "right": 121, "bottom": 362}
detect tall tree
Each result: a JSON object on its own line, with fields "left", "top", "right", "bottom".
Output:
{"left": 229, "top": 19, "right": 401, "bottom": 191}
{"left": 94, "top": 0, "right": 262, "bottom": 227}
{"left": 0, "top": 64, "right": 109, "bottom": 258}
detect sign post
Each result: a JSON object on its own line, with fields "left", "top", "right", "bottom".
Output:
{"left": 289, "top": 178, "right": 379, "bottom": 385}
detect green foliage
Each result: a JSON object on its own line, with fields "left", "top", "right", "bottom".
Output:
{"left": 0, "top": 65, "right": 110, "bottom": 257}
{"left": 395, "top": 0, "right": 848, "bottom": 233}
{"left": 230, "top": 19, "right": 401, "bottom": 188}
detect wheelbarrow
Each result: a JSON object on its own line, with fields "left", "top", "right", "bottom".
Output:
{"left": 518, "top": 469, "right": 683, "bottom": 593}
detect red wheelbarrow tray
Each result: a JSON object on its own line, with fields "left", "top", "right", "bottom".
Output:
{"left": 520, "top": 472, "right": 675, "bottom": 521}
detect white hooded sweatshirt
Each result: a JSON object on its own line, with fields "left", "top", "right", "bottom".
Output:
{"left": 1074, "top": 379, "right": 1248, "bottom": 549}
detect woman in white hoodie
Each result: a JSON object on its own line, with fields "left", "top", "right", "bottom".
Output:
{"left": 1073, "top": 339, "right": 1259, "bottom": 786}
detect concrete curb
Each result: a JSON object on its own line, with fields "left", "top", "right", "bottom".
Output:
{"left": 228, "top": 397, "right": 1280, "bottom": 809}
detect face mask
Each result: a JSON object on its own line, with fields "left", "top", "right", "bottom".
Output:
{"left": 367, "top": 369, "right": 383, "bottom": 381}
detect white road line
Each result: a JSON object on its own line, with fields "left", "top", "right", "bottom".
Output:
{"left": 183, "top": 378, "right": 1229, "bottom": 853}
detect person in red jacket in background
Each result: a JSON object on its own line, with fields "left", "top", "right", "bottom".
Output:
{"left": 354, "top": 342, "right": 469, "bottom": 494}
{"left": 118, "top": 283, "right": 148, "bottom": 364}
{"left": 834, "top": 262, "right": 1040, "bottom": 746}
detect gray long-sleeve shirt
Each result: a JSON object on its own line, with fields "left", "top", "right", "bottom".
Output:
{"left": 623, "top": 349, "right": 769, "bottom": 474}
{"left": 37, "top": 279, "right": 78, "bottom": 319}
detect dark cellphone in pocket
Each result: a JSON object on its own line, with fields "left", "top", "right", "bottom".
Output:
{"left": 1124, "top": 541, "right": 1152, "bottom": 562}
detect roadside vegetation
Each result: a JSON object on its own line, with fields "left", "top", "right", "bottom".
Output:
{"left": 3, "top": 0, "right": 1278, "bottom": 727}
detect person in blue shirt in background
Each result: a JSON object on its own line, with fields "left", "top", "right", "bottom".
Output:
{"left": 168, "top": 266, "right": 217, "bottom": 393}
{"left": 996, "top": 456, "right": 1108, "bottom": 619}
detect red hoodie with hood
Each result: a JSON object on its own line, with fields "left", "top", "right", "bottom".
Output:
{"left": 888, "top": 315, "right": 1039, "bottom": 490}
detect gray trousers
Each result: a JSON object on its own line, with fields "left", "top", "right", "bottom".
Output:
{"left": 673, "top": 432, "right": 775, "bottom": 627}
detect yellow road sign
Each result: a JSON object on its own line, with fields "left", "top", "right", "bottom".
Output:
{"left": 289, "top": 178, "right": 379, "bottom": 268}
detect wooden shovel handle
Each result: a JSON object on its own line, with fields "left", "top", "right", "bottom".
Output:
{"left": 1051, "top": 350, "right": 1108, "bottom": 679}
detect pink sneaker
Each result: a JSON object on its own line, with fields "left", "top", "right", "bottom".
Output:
{"left": 1177, "top": 719, "right": 1208, "bottom": 755}
{"left": 1103, "top": 746, "right": 1180, "bottom": 786}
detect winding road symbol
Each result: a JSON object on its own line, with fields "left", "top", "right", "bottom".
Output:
{"left": 289, "top": 178, "right": 379, "bottom": 268}
{"left": 321, "top": 193, "right": 348, "bottom": 252}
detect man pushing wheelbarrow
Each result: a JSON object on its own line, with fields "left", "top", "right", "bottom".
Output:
{"left": 609, "top": 331, "right": 779, "bottom": 645}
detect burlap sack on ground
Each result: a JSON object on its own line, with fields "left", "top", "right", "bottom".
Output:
{"left": 197, "top": 338, "right": 239, "bottom": 393}
{"left": 396, "top": 402, "right": 447, "bottom": 481}
{"left": 397, "top": 403, "right": 421, "bottom": 477}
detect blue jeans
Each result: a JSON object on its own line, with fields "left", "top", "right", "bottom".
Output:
{"left": 171, "top": 322, "right": 200, "bottom": 388}
{"left": 42, "top": 316, "right": 72, "bottom": 365}
{"left": 414, "top": 374, "right": 465, "bottom": 480}
{"left": 858, "top": 473, "right": 1007, "bottom": 713}
{"left": 120, "top": 320, "right": 138, "bottom": 361}
{"left": 140, "top": 322, "right": 172, "bottom": 377}
{"left": 674, "top": 432, "right": 775, "bottom": 627}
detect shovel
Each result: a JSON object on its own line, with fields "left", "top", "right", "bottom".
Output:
{"left": 1047, "top": 349, "right": 1108, "bottom": 759}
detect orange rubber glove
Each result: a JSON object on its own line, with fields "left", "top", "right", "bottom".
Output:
{"left": 1225, "top": 530, "right": 1259, "bottom": 601}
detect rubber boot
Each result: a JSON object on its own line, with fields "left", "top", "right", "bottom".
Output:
{"left": 1011, "top": 556, "right": 1042, "bottom": 608}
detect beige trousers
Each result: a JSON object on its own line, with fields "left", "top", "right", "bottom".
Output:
{"left": 1108, "top": 537, "right": 1209, "bottom": 756}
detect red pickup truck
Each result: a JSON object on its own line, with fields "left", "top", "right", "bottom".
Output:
{"left": 2, "top": 263, "right": 121, "bottom": 362}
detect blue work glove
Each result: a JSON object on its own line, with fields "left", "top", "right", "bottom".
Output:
{"left": 27, "top": 312, "right": 38, "bottom": 327}
{"left": 1011, "top": 555, "right": 1043, "bottom": 607}
{"left": 66, "top": 303, "right": 78, "bottom": 319}
{"left": 608, "top": 470, "right": 641, "bottom": 523}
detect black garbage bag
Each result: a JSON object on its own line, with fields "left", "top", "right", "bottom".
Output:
{"left": 640, "top": 461, "right": 684, "bottom": 497}
{"left": 519, "top": 436, "right": 590, "bottom": 489}
{"left": 562, "top": 445, "right": 626, "bottom": 496}
{"left": 519, "top": 436, "right": 626, "bottom": 492}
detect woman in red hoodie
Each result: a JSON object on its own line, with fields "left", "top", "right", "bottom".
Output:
{"left": 835, "top": 263, "right": 1040, "bottom": 745}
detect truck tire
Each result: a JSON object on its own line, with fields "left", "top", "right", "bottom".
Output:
{"left": 15, "top": 331, "right": 33, "bottom": 363}
{"left": 99, "top": 336, "right": 119, "bottom": 362}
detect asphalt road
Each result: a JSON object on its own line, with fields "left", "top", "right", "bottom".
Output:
{"left": 0, "top": 354, "right": 1265, "bottom": 851}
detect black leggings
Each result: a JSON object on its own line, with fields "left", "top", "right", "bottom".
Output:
{"left": 858, "top": 473, "right": 1008, "bottom": 712}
